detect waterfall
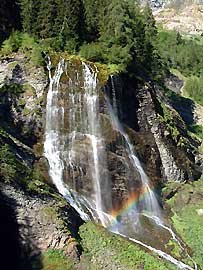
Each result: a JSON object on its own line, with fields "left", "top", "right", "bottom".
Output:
{"left": 44, "top": 57, "right": 90, "bottom": 220}
{"left": 82, "top": 63, "right": 112, "bottom": 226}
{"left": 44, "top": 58, "right": 112, "bottom": 225}
{"left": 44, "top": 57, "right": 197, "bottom": 270}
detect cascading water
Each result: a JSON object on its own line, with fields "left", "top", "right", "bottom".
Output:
{"left": 44, "top": 57, "right": 197, "bottom": 270}
{"left": 44, "top": 57, "right": 112, "bottom": 225}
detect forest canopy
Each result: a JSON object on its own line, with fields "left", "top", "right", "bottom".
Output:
{"left": 0, "top": 0, "right": 162, "bottom": 79}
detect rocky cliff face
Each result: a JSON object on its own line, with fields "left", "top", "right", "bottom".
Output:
{"left": 0, "top": 54, "right": 47, "bottom": 148}
{"left": 0, "top": 53, "right": 202, "bottom": 268}
{"left": 148, "top": 0, "right": 203, "bottom": 35}
{"left": 0, "top": 184, "right": 82, "bottom": 269}
{"left": 143, "top": 0, "right": 203, "bottom": 10}
{"left": 105, "top": 75, "right": 201, "bottom": 184}
{"left": 0, "top": 54, "right": 201, "bottom": 192}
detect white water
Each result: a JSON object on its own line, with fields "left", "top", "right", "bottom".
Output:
{"left": 44, "top": 58, "right": 111, "bottom": 225}
{"left": 83, "top": 62, "right": 112, "bottom": 226}
{"left": 44, "top": 57, "right": 89, "bottom": 220}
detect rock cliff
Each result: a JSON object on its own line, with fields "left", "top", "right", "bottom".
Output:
{"left": 0, "top": 53, "right": 202, "bottom": 268}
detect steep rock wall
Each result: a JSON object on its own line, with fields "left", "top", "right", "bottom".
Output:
{"left": 105, "top": 75, "right": 202, "bottom": 184}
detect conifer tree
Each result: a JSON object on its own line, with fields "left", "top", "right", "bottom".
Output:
{"left": 142, "top": 3, "right": 161, "bottom": 78}
{"left": 53, "top": 0, "right": 84, "bottom": 51}
{"left": 19, "top": 0, "right": 33, "bottom": 33}
{"left": 35, "top": 0, "right": 57, "bottom": 39}
{"left": 0, "top": 0, "right": 21, "bottom": 43}
{"left": 99, "top": 0, "right": 145, "bottom": 69}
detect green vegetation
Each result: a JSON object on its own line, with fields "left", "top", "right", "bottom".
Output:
{"left": 157, "top": 29, "right": 203, "bottom": 77}
{"left": 157, "top": 29, "right": 203, "bottom": 105}
{"left": 0, "top": 1, "right": 164, "bottom": 80}
{"left": 41, "top": 249, "right": 73, "bottom": 270}
{"left": 188, "top": 124, "right": 203, "bottom": 141}
{"left": 165, "top": 179, "right": 203, "bottom": 267}
{"left": 0, "top": 144, "right": 19, "bottom": 183}
{"left": 184, "top": 76, "right": 203, "bottom": 106}
{"left": 157, "top": 99, "right": 191, "bottom": 148}
{"left": 0, "top": 130, "right": 55, "bottom": 197}
{"left": 79, "top": 222, "right": 176, "bottom": 270}
{"left": 158, "top": 101, "right": 180, "bottom": 142}
{"left": 0, "top": 31, "right": 46, "bottom": 67}
{"left": 0, "top": 83, "right": 24, "bottom": 95}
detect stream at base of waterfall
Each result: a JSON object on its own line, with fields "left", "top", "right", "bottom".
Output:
{"left": 44, "top": 57, "right": 197, "bottom": 270}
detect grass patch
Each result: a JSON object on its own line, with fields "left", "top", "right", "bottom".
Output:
{"left": 166, "top": 179, "right": 203, "bottom": 267}
{"left": 79, "top": 222, "right": 176, "bottom": 270}
{"left": 42, "top": 249, "right": 73, "bottom": 270}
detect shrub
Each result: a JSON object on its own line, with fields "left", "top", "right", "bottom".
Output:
{"left": 1, "top": 31, "right": 22, "bottom": 55}
{"left": 79, "top": 42, "right": 105, "bottom": 62}
{"left": 188, "top": 124, "right": 203, "bottom": 141}
{"left": 20, "top": 33, "right": 36, "bottom": 52}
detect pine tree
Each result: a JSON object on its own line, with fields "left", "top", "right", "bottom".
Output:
{"left": 35, "top": 0, "right": 57, "bottom": 39}
{"left": 99, "top": 0, "right": 145, "bottom": 69}
{"left": 19, "top": 0, "right": 33, "bottom": 33}
{"left": 0, "top": 0, "right": 21, "bottom": 43}
{"left": 82, "top": 0, "right": 107, "bottom": 41}
{"left": 142, "top": 3, "right": 161, "bottom": 78}
{"left": 143, "top": 3, "right": 157, "bottom": 43}
{"left": 53, "top": 0, "right": 84, "bottom": 51}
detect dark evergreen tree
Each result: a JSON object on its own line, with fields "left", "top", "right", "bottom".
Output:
{"left": 82, "top": 0, "right": 108, "bottom": 41}
{"left": 53, "top": 0, "right": 85, "bottom": 51}
{"left": 98, "top": 0, "right": 146, "bottom": 70}
{"left": 35, "top": 0, "right": 57, "bottom": 39}
{"left": 19, "top": 0, "right": 33, "bottom": 33}
{"left": 142, "top": 3, "right": 161, "bottom": 78}
{"left": 0, "top": 0, "right": 21, "bottom": 44}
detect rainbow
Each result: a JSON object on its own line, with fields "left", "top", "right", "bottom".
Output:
{"left": 109, "top": 183, "right": 155, "bottom": 226}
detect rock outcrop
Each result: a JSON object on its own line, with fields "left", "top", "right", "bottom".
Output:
{"left": 0, "top": 183, "right": 83, "bottom": 268}
{"left": 0, "top": 53, "right": 47, "bottom": 148}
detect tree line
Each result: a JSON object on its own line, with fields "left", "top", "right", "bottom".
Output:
{"left": 0, "top": 0, "right": 162, "bottom": 79}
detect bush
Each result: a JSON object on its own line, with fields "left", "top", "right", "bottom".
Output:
{"left": 79, "top": 42, "right": 105, "bottom": 62}
{"left": 0, "top": 32, "right": 46, "bottom": 67}
{"left": 20, "top": 33, "right": 36, "bottom": 52}
{"left": 188, "top": 124, "right": 203, "bottom": 141}
{"left": 1, "top": 31, "right": 22, "bottom": 55}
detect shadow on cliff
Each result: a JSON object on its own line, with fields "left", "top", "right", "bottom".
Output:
{"left": 0, "top": 189, "right": 43, "bottom": 270}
